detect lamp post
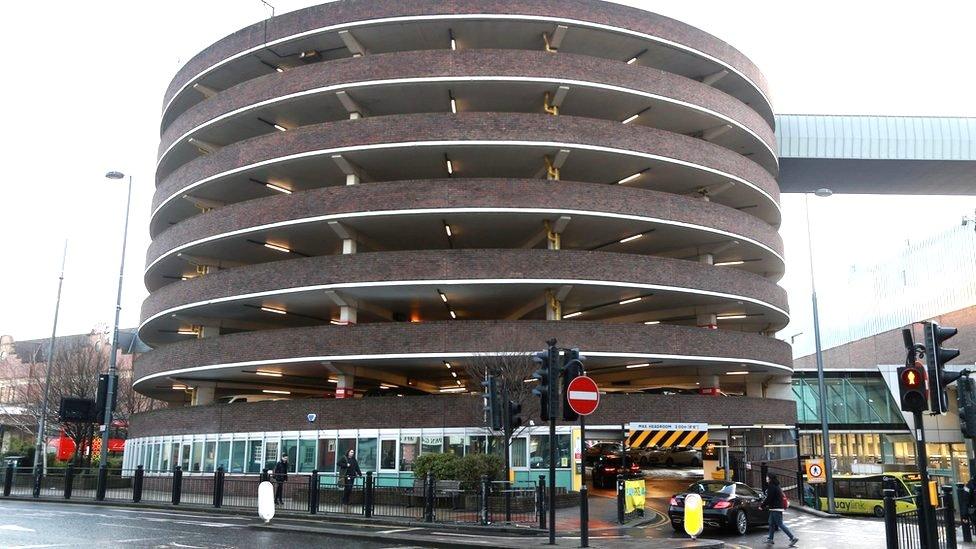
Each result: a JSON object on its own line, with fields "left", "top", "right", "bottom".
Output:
{"left": 804, "top": 188, "right": 835, "bottom": 513}
{"left": 98, "top": 171, "right": 132, "bottom": 473}
{"left": 33, "top": 242, "right": 68, "bottom": 476}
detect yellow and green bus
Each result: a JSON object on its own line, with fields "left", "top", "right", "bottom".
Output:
{"left": 810, "top": 472, "right": 922, "bottom": 517}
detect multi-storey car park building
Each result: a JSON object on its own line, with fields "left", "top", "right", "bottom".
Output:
{"left": 126, "top": 0, "right": 796, "bottom": 487}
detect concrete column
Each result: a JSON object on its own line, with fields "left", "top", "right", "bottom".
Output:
{"left": 745, "top": 378, "right": 764, "bottom": 398}
{"left": 342, "top": 239, "right": 357, "bottom": 254}
{"left": 199, "top": 325, "right": 219, "bottom": 338}
{"left": 764, "top": 376, "right": 794, "bottom": 400}
{"left": 336, "top": 374, "right": 355, "bottom": 399}
{"left": 191, "top": 382, "right": 216, "bottom": 406}
{"left": 339, "top": 306, "right": 357, "bottom": 325}
{"left": 699, "top": 374, "right": 720, "bottom": 396}
{"left": 698, "top": 253, "right": 714, "bottom": 266}
{"left": 546, "top": 290, "right": 562, "bottom": 320}
{"left": 696, "top": 312, "right": 717, "bottom": 330}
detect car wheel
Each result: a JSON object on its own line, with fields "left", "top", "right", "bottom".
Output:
{"left": 729, "top": 510, "right": 748, "bottom": 535}
{"left": 874, "top": 505, "right": 885, "bottom": 518}
{"left": 671, "top": 520, "right": 682, "bottom": 532}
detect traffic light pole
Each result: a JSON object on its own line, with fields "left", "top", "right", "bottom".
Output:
{"left": 501, "top": 380, "right": 512, "bottom": 523}
{"left": 547, "top": 340, "right": 558, "bottom": 545}
{"left": 912, "top": 409, "right": 937, "bottom": 549}
{"left": 579, "top": 412, "right": 588, "bottom": 548}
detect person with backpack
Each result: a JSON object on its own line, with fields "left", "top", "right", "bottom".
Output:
{"left": 760, "top": 474, "right": 799, "bottom": 546}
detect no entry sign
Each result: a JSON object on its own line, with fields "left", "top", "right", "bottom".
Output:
{"left": 566, "top": 376, "right": 600, "bottom": 416}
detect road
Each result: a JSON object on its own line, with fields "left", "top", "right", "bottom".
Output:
{"left": 0, "top": 500, "right": 405, "bottom": 549}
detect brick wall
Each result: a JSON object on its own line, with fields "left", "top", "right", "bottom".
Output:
{"left": 129, "top": 392, "right": 796, "bottom": 437}
{"left": 793, "top": 305, "right": 976, "bottom": 370}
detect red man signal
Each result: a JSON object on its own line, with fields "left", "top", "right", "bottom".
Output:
{"left": 898, "top": 363, "right": 928, "bottom": 413}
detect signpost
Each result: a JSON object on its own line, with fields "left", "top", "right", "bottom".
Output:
{"left": 568, "top": 375, "right": 599, "bottom": 548}
{"left": 806, "top": 458, "right": 826, "bottom": 484}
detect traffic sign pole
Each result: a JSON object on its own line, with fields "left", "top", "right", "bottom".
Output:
{"left": 566, "top": 375, "right": 600, "bottom": 549}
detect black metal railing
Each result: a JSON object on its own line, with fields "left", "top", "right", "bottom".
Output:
{"left": 884, "top": 486, "right": 959, "bottom": 549}
{"left": 1, "top": 464, "right": 547, "bottom": 529}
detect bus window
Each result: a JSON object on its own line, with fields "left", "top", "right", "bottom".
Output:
{"left": 865, "top": 477, "right": 884, "bottom": 499}
{"left": 834, "top": 479, "right": 851, "bottom": 498}
{"left": 850, "top": 480, "right": 867, "bottom": 498}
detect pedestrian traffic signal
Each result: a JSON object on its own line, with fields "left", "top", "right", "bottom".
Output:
{"left": 924, "top": 321, "right": 961, "bottom": 415}
{"left": 561, "top": 348, "right": 585, "bottom": 421}
{"left": 482, "top": 375, "right": 502, "bottom": 431}
{"left": 507, "top": 401, "right": 523, "bottom": 430}
{"left": 956, "top": 377, "right": 976, "bottom": 438}
{"left": 898, "top": 364, "right": 928, "bottom": 413}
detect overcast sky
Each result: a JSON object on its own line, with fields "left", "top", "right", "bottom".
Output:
{"left": 1, "top": 1, "right": 974, "bottom": 354}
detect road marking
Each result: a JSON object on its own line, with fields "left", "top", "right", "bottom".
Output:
{"left": 114, "top": 509, "right": 248, "bottom": 520}
{"left": 376, "top": 527, "right": 422, "bottom": 534}
{"left": 0, "top": 524, "right": 36, "bottom": 532}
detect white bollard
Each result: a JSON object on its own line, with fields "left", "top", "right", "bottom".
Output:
{"left": 258, "top": 480, "right": 275, "bottom": 523}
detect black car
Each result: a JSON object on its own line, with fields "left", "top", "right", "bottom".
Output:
{"left": 591, "top": 455, "right": 641, "bottom": 488}
{"left": 668, "top": 480, "right": 769, "bottom": 535}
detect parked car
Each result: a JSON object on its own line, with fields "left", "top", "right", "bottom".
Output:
{"left": 644, "top": 446, "right": 702, "bottom": 467}
{"left": 584, "top": 442, "right": 621, "bottom": 465}
{"left": 591, "top": 454, "right": 641, "bottom": 488}
{"left": 668, "top": 480, "right": 769, "bottom": 535}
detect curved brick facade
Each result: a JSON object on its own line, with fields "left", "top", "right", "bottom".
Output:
{"left": 135, "top": 0, "right": 791, "bottom": 439}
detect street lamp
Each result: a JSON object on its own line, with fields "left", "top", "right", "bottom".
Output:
{"left": 804, "top": 187, "right": 835, "bottom": 513}
{"left": 97, "top": 171, "right": 132, "bottom": 489}
{"left": 33, "top": 243, "right": 67, "bottom": 477}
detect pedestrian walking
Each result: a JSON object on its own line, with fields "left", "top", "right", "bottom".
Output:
{"left": 273, "top": 454, "right": 289, "bottom": 505}
{"left": 338, "top": 449, "right": 363, "bottom": 504}
{"left": 761, "top": 474, "right": 799, "bottom": 546}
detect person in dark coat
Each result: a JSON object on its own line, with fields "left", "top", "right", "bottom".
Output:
{"left": 760, "top": 474, "right": 799, "bottom": 546}
{"left": 272, "top": 454, "right": 289, "bottom": 504}
{"left": 337, "top": 449, "right": 363, "bottom": 504}
{"left": 965, "top": 475, "right": 976, "bottom": 523}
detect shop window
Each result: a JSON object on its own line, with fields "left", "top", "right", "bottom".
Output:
{"left": 160, "top": 442, "right": 172, "bottom": 471}
{"left": 231, "top": 441, "right": 247, "bottom": 473}
{"left": 466, "top": 436, "right": 486, "bottom": 456}
{"left": 337, "top": 438, "right": 356, "bottom": 465}
{"left": 264, "top": 441, "right": 279, "bottom": 472}
{"left": 191, "top": 442, "right": 204, "bottom": 473}
{"left": 445, "top": 435, "right": 464, "bottom": 456}
{"left": 318, "top": 438, "right": 337, "bottom": 472}
{"left": 216, "top": 441, "right": 230, "bottom": 472}
{"left": 529, "top": 435, "right": 571, "bottom": 469}
{"left": 246, "top": 440, "right": 263, "bottom": 473}
{"left": 422, "top": 435, "right": 443, "bottom": 454}
{"left": 400, "top": 436, "right": 420, "bottom": 471}
{"left": 380, "top": 440, "right": 397, "bottom": 470}
{"left": 170, "top": 444, "right": 180, "bottom": 473}
{"left": 358, "top": 438, "right": 378, "bottom": 472}
{"left": 298, "top": 440, "right": 316, "bottom": 473}
{"left": 511, "top": 438, "right": 527, "bottom": 468}
{"left": 204, "top": 441, "right": 216, "bottom": 473}
{"left": 282, "top": 439, "right": 298, "bottom": 473}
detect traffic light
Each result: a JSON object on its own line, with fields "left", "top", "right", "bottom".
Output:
{"left": 482, "top": 375, "right": 502, "bottom": 431}
{"left": 924, "top": 321, "right": 961, "bottom": 415}
{"left": 507, "top": 401, "right": 523, "bottom": 430}
{"left": 532, "top": 345, "right": 557, "bottom": 422}
{"left": 561, "top": 348, "right": 585, "bottom": 421}
{"left": 94, "top": 373, "right": 118, "bottom": 424}
{"left": 898, "top": 363, "right": 928, "bottom": 413}
{"left": 956, "top": 377, "right": 976, "bottom": 438}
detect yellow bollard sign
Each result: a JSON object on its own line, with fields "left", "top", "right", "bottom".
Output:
{"left": 684, "top": 493, "right": 704, "bottom": 538}
{"left": 623, "top": 479, "right": 646, "bottom": 513}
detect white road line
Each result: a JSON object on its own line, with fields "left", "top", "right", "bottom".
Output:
{"left": 376, "top": 527, "right": 422, "bottom": 534}
{"left": 0, "top": 524, "right": 36, "bottom": 532}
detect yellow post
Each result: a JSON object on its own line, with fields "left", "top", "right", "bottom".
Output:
{"left": 571, "top": 427, "right": 582, "bottom": 491}
{"left": 683, "top": 493, "right": 704, "bottom": 539}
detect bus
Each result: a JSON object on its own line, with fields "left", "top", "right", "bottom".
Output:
{"left": 810, "top": 472, "right": 922, "bottom": 517}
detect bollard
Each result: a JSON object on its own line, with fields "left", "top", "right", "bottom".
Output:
{"left": 95, "top": 465, "right": 108, "bottom": 501}
{"left": 32, "top": 470, "right": 42, "bottom": 498}
{"left": 172, "top": 466, "right": 183, "bottom": 505}
{"left": 64, "top": 465, "right": 75, "bottom": 500}
{"left": 480, "top": 475, "right": 490, "bottom": 525}
{"left": 580, "top": 484, "right": 589, "bottom": 548}
{"left": 942, "top": 485, "right": 958, "bottom": 549}
{"left": 538, "top": 475, "right": 546, "bottom": 530}
{"left": 132, "top": 465, "right": 144, "bottom": 503}
{"left": 213, "top": 466, "right": 225, "bottom": 508}
{"left": 958, "top": 482, "right": 973, "bottom": 543}
{"left": 3, "top": 464, "right": 13, "bottom": 497}
{"left": 308, "top": 470, "right": 319, "bottom": 514}
{"left": 915, "top": 485, "right": 930, "bottom": 549}
{"left": 424, "top": 472, "right": 435, "bottom": 523}
{"left": 363, "top": 471, "right": 373, "bottom": 518}
{"left": 616, "top": 475, "right": 625, "bottom": 524}
{"left": 883, "top": 489, "right": 897, "bottom": 549}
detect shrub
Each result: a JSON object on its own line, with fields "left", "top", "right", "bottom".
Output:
{"left": 412, "top": 453, "right": 461, "bottom": 481}
{"left": 456, "top": 453, "right": 504, "bottom": 490}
